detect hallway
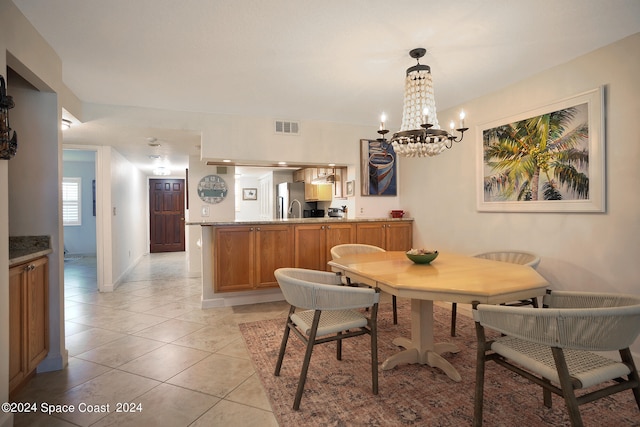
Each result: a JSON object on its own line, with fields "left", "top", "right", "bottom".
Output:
{"left": 13, "top": 252, "right": 285, "bottom": 426}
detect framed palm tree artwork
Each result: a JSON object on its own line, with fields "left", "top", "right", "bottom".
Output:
{"left": 476, "top": 87, "right": 604, "bottom": 212}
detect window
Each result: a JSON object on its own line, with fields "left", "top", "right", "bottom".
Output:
{"left": 62, "top": 177, "right": 81, "bottom": 226}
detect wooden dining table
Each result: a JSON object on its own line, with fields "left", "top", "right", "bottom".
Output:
{"left": 328, "top": 251, "right": 549, "bottom": 382}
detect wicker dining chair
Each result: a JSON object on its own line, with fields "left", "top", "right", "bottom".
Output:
{"left": 330, "top": 244, "right": 398, "bottom": 324}
{"left": 274, "top": 267, "right": 380, "bottom": 410}
{"left": 450, "top": 250, "right": 541, "bottom": 336}
{"left": 472, "top": 290, "right": 640, "bottom": 427}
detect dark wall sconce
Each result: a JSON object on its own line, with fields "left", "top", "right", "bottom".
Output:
{"left": 1, "top": 74, "right": 18, "bottom": 160}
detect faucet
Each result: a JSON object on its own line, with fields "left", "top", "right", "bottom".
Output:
{"left": 288, "top": 199, "right": 302, "bottom": 218}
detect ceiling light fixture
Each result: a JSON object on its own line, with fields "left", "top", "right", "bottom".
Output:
{"left": 147, "top": 137, "right": 161, "bottom": 147}
{"left": 61, "top": 119, "right": 71, "bottom": 130}
{"left": 377, "top": 48, "right": 468, "bottom": 157}
{"left": 153, "top": 166, "right": 170, "bottom": 176}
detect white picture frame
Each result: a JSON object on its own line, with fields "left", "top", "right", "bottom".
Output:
{"left": 477, "top": 87, "right": 605, "bottom": 213}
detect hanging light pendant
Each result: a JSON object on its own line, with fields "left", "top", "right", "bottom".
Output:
{"left": 379, "top": 48, "right": 467, "bottom": 158}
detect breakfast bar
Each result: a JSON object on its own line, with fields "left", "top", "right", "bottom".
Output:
{"left": 191, "top": 217, "right": 413, "bottom": 307}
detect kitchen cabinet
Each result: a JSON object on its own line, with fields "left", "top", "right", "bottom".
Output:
{"left": 9, "top": 256, "right": 49, "bottom": 397}
{"left": 356, "top": 221, "right": 413, "bottom": 251}
{"left": 293, "top": 169, "right": 305, "bottom": 182}
{"left": 304, "top": 183, "right": 332, "bottom": 201}
{"left": 214, "top": 225, "right": 293, "bottom": 292}
{"left": 294, "top": 222, "right": 355, "bottom": 271}
{"left": 333, "top": 167, "right": 346, "bottom": 198}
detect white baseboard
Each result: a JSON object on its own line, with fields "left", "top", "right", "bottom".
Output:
{"left": 201, "top": 288, "right": 284, "bottom": 308}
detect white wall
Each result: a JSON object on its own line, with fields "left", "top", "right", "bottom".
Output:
{"left": 108, "top": 148, "right": 147, "bottom": 288}
{"left": 235, "top": 175, "right": 261, "bottom": 221}
{"left": 401, "top": 32, "right": 640, "bottom": 357}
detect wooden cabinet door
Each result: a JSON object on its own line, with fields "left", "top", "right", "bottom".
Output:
{"left": 293, "top": 169, "right": 305, "bottom": 182}
{"left": 304, "top": 183, "right": 318, "bottom": 201}
{"left": 325, "top": 223, "right": 356, "bottom": 270}
{"left": 316, "top": 184, "right": 333, "bottom": 201}
{"left": 26, "top": 257, "right": 49, "bottom": 372}
{"left": 333, "top": 167, "right": 345, "bottom": 198}
{"left": 356, "top": 222, "right": 386, "bottom": 248}
{"left": 255, "top": 224, "right": 294, "bottom": 288}
{"left": 9, "top": 265, "right": 26, "bottom": 392}
{"left": 294, "top": 224, "right": 327, "bottom": 270}
{"left": 214, "top": 227, "right": 255, "bottom": 292}
{"left": 385, "top": 222, "right": 413, "bottom": 251}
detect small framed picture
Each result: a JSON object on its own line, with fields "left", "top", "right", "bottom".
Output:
{"left": 346, "top": 180, "right": 355, "bottom": 197}
{"left": 242, "top": 188, "right": 257, "bottom": 200}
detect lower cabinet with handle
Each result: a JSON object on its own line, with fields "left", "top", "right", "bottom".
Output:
{"left": 9, "top": 256, "right": 49, "bottom": 397}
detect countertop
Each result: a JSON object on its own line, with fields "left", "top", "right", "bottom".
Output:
{"left": 9, "top": 235, "right": 53, "bottom": 267}
{"left": 187, "top": 217, "right": 413, "bottom": 226}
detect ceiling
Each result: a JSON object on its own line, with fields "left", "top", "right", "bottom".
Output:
{"left": 12, "top": 0, "right": 640, "bottom": 176}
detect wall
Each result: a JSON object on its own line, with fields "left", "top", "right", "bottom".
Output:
{"left": 63, "top": 158, "right": 97, "bottom": 255}
{"left": 401, "top": 32, "right": 640, "bottom": 357}
{"left": 235, "top": 175, "right": 261, "bottom": 221}
{"left": 108, "top": 148, "right": 147, "bottom": 289}
{"left": 6, "top": 68, "right": 67, "bottom": 375}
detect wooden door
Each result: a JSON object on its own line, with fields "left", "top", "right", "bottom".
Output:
{"left": 325, "top": 223, "right": 356, "bottom": 270}
{"left": 9, "top": 265, "right": 26, "bottom": 392}
{"left": 385, "top": 222, "right": 413, "bottom": 251}
{"left": 356, "top": 222, "right": 386, "bottom": 248}
{"left": 214, "top": 226, "right": 255, "bottom": 292}
{"left": 255, "top": 225, "right": 294, "bottom": 287}
{"left": 26, "top": 257, "right": 49, "bottom": 372}
{"left": 150, "top": 179, "right": 185, "bottom": 253}
{"left": 294, "top": 224, "right": 327, "bottom": 270}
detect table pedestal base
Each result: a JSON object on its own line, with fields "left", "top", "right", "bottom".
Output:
{"left": 380, "top": 300, "right": 462, "bottom": 382}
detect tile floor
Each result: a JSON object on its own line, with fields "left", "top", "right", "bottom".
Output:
{"left": 12, "top": 252, "right": 288, "bottom": 427}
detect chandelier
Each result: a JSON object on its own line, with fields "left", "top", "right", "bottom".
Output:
{"left": 377, "top": 48, "right": 468, "bottom": 157}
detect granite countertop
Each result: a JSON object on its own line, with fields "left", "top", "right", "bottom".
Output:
{"left": 187, "top": 217, "right": 413, "bottom": 226}
{"left": 9, "top": 235, "right": 53, "bottom": 266}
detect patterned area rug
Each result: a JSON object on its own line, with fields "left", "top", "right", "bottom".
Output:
{"left": 239, "top": 301, "right": 640, "bottom": 426}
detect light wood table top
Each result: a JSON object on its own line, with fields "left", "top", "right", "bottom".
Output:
{"left": 328, "top": 251, "right": 549, "bottom": 381}
{"left": 328, "top": 251, "right": 548, "bottom": 304}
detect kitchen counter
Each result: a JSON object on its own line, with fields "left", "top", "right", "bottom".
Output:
{"left": 9, "top": 235, "right": 53, "bottom": 266}
{"left": 188, "top": 217, "right": 413, "bottom": 226}
{"left": 193, "top": 217, "right": 413, "bottom": 308}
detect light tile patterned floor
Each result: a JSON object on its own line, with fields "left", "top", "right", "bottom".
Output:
{"left": 12, "top": 252, "right": 285, "bottom": 427}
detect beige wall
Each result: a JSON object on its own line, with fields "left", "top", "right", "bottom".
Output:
{"left": 401, "top": 32, "right": 640, "bottom": 357}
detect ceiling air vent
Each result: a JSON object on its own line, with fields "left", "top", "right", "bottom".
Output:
{"left": 275, "top": 120, "right": 300, "bottom": 135}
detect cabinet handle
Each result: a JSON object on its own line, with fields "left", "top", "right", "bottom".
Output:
{"left": 256, "top": 227, "right": 261, "bottom": 231}
{"left": 250, "top": 227, "right": 254, "bottom": 231}
{"left": 326, "top": 226, "right": 331, "bottom": 229}
{"left": 25, "top": 264, "right": 35, "bottom": 272}
{"left": 321, "top": 226, "right": 325, "bottom": 230}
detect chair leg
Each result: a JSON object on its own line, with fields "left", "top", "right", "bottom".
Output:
{"left": 451, "top": 303, "right": 457, "bottom": 337}
{"left": 336, "top": 331, "right": 342, "bottom": 361}
{"left": 293, "top": 310, "right": 322, "bottom": 411}
{"left": 370, "top": 303, "right": 379, "bottom": 395}
{"left": 274, "top": 306, "right": 295, "bottom": 376}
{"left": 551, "top": 347, "right": 584, "bottom": 427}
{"left": 392, "top": 295, "right": 398, "bottom": 325}
{"left": 620, "top": 348, "right": 640, "bottom": 410}
{"left": 473, "top": 313, "right": 487, "bottom": 427}
{"left": 542, "top": 378, "right": 553, "bottom": 408}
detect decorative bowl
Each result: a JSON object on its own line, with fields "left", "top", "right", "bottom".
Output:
{"left": 406, "top": 250, "right": 439, "bottom": 264}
